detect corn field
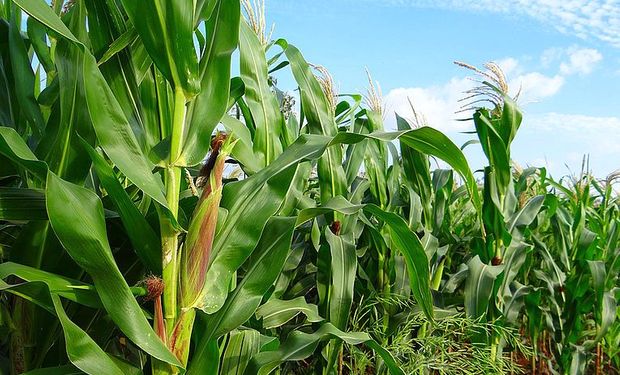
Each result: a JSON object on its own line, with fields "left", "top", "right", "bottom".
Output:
{"left": 0, "top": 1, "right": 618, "bottom": 374}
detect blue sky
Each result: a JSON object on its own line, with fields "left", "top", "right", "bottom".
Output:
{"left": 262, "top": 0, "right": 620, "bottom": 178}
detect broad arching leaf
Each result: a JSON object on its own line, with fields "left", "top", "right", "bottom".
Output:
{"left": 45, "top": 172, "right": 180, "bottom": 367}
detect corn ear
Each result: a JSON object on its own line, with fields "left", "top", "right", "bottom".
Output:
{"left": 180, "top": 134, "right": 236, "bottom": 311}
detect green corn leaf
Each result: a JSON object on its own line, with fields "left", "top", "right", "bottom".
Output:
{"left": 188, "top": 217, "right": 295, "bottom": 374}
{"left": 0, "top": 187, "right": 47, "bottom": 221}
{"left": 220, "top": 330, "right": 262, "bottom": 375}
{"left": 85, "top": 0, "right": 146, "bottom": 152}
{"left": 45, "top": 172, "right": 180, "bottom": 367}
{"left": 588, "top": 260, "right": 606, "bottom": 300}
{"left": 220, "top": 114, "right": 262, "bottom": 174}
{"left": 499, "top": 240, "right": 530, "bottom": 301}
{"left": 97, "top": 27, "right": 138, "bottom": 66}
{"left": 473, "top": 109, "right": 511, "bottom": 194}
{"left": 364, "top": 204, "right": 434, "bottom": 321}
{"left": 40, "top": 1, "right": 94, "bottom": 184}
{"left": 256, "top": 296, "right": 324, "bottom": 329}
{"left": 503, "top": 284, "right": 534, "bottom": 323}
{"left": 432, "top": 169, "right": 454, "bottom": 232}
{"left": 0, "top": 126, "right": 47, "bottom": 181}
{"left": 464, "top": 255, "right": 504, "bottom": 319}
{"left": 0, "top": 54, "right": 15, "bottom": 127}
{"left": 139, "top": 69, "right": 164, "bottom": 153}
{"left": 181, "top": 0, "right": 240, "bottom": 166}
{"left": 12, "top": 0, "right": 80, "bottom": 44}
{"left": 239, "top": 19, "right": 283, "bottom": 167}
{"left": 279, "top": 41, "right": 334, "bottom": 136}
{"left": 569, "top": 345, "right": 587, "bottom": 375}
{"left": 397, "top": 114, "right": 432, "bottom": 224}
{"left": 50, "top": 294, "right": 126, "bottom": 375}
{"left": 82, "top": 53, "right": 168, "bottom": 209}
{"left": 26, "top": 16, "right": 54, "bottom": 74}
{"left": 596, "top": 290, "right": 618, "bottom": 342}
{"left": 442, "top": 264, "right": 469, "bottom": 293}
{"left": 82, "top": 140, "right": 160, "bottom": 272}
{"left": 499, "top": 96, "right": 522, "bottom": 146}
{"left": 0, "top": 262, "right": 101, "bottom": 310}
{"left": 195, "top": 0, "right": 218, "bottom": 24}
{"left": 278, "top": 163, "right": 313, "bottom": 216}
{"left": 343, "top": 119, "right": 369, "bottom": 185}
{"left": 295, "top": 196, "right": 364, "bottom": 227}
{"left": 280, "top": 40, "right": 347, "bottom": 204}
{"left": 186, "top": 338, "right": 219, "bottom": 375}
{"left": 118, "top": 0, "right": 200, "bottom": 98}
{"left": 507, "top": 194, "right": 545, "bottom": 233}
{"left": 326, "top": 227, "right": 356, "bottom": 330}
{"left": 199, "top": 135, "right": 329, "bottom": 314}
{"left": 8, "top": 7, "right": 44, "bottom": 136}
{"left": 245, "top": 323, "right": 404, "bottom": 375}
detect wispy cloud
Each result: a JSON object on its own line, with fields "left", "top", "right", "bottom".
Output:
{"left": 364, "top": 0, "right": 620, "bottom": 47}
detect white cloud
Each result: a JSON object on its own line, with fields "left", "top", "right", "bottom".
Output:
{"left": 541, "top": 48, "right": 564, "bottom": 68}
{"left": 494, "top": 57, "right": 566, "bottom": 102}
{"left": 383, "top": 77, "right": 474, "bottom": 132}
{"left": 530, "top": 112, "right": 620, "bottom": 155}
{"left": 559, "top": 48, "right": 603, "bottom": 75}
{"left": 506, "top": 47, "right": 602, "bottom": 102}
{"left": 514, "top": 112, "right": 620, "bottom": 177}
{"left": 364, "top": 0, "right": 620, "bottom": 47}
{"left": 510, "top": 73, "right": 564, "bottom": 103}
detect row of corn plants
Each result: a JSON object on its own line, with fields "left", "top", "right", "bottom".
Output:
{"left": 0, "top": 0, "right": 618, "bottom": 374}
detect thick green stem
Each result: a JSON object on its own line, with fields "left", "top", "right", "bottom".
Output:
{"left": 169, "top": 89, "right": 186, "bottom": 165}
{"left": 161, "top": 168, "right": 181, "bottom": 328}
{"left": 161, "top": 89, "right": 187, "bottom": 337}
